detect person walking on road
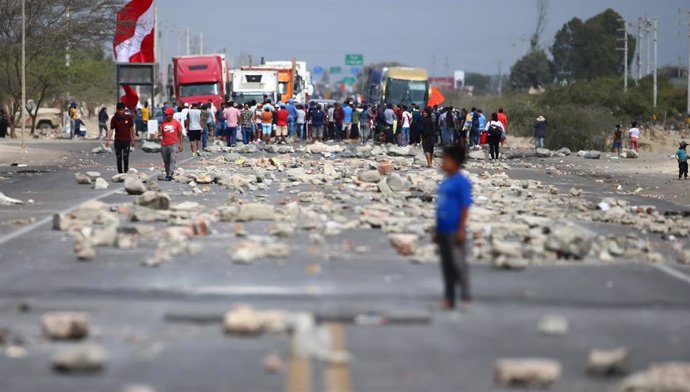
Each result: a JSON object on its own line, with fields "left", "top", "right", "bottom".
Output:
{"left": 296, "top": 104, "right": 307, "bottom": 143}
{"left": 497, "top": 108, "right": 508, "bottom": 145}
{"left": 334, "top": 103, "right": 344, "bottom": 141}
{"left": 187, "top": 103, "right": 204, "bottom": 156}
{"left": 157, "top": 107, "right": 184, "bottom": 181}
{"left": 534, "top": 115, "right": 547, "bottom": 149}
{"left": 342, "top": 101, "right": 353, "bottom": 141}
{"left": 261, "top": 106, "right": 274, "bottom": 144}
{"left": 310, "top": 104, "right": 326, "bottom": 143}
{"left": 275, "top": 104, "right": 289, "bottom": 144}
{"left": 485, "top": 113, "right": 505, "bottom": 160}
{"left": 435, "top": 145, "right": 473, "bottom": 310}
{"left": 106, "top": 102, "right": 136, "bottom": 174}
{"left": 421, "top": 108, "right": 436, "bottom": 167}
{"left": 677, "top": 141, "right": 688, "bottom": 180}
{"left": 98, "top": 107, "right": 109, "bottom": 140}
{"left": 628, "top": 121, "right": 640, "bottom": 153}
{"left": 359, "top": 105, "right": 371, "bottom": 144}
{"left": 223, "top": 102, "right": 241, "bottom": 148}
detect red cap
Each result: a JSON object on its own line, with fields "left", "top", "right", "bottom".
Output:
{"left": 164, "top": 108, "right": 174, "bottom": 115}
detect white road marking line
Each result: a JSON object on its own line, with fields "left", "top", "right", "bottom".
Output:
{"left": 0, "top": 156, "right": 194, "bottom": 247}
{"left": 654, "top": 264, "right": 690, "bottom": 285}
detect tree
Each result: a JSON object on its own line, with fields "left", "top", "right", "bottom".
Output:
{"left": 530, "top": 0, "right": 549, "bottom": 51}
{"left": 551, "top": 9, "right": 636, "bottom": 82}
{"left": 510, "top": 49, "right": 552, "bottom": 89}
{"left": 0, "top": 0, "right": 121, "bottom": 136}
{"left": 465, "top": 73, "right": 492, "bottom": 95}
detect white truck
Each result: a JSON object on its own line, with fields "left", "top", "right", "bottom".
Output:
{"left": 264, "top": 60, "right": 314, "bottom": 103}
{"left": 230, "top": 69, "right": 280, "bottom": 105}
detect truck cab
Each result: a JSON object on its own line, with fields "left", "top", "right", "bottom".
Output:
{"left": 173, "top": 55, "right": 229, "bottom": 108}
{"left": 231, "top": 69, "right": 280, "bottom": 105}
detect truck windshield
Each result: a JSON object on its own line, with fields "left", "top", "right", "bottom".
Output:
{"left": 179, "top": 83, "right": 220, "bottom": 97}
{"left": 233, "top": 93, "right": 266, "bottom": 105}
{"left": 385, "top": 79, "right": 428, "bottom": 107}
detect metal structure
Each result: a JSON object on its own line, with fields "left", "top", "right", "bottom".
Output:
{"left": 617, "top": 18, "right": 628, "bottom": 92}
{"left": 116, "top": 63, "right": 157, "bottom": 110}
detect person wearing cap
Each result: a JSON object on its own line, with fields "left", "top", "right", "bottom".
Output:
{"left": 534, "top": 115, "right": 547, "bottom": 149}
{"left": 677, "top": 141, "right": 688, "bottom": 180}
{"left": 105, "top": 102, "right": 135, "bottom": 174}
{"left": 157, "top": 107, "right": 184, "bottom": 181}
{"left": 275, "top": 104, "right": 289, "bottom": 144}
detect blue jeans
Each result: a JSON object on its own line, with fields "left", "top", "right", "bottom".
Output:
{"left": 297, "top": 123, "right": 306, "bottom": 141}
{"left": 202, "top": 125, "right": 209, "bottom": 150}
{"left": 401, "top": 127, "right": 410, "bottom": 146}
{"left": 442, "top": 126, "right": 453, "bottom": 145}
{"left": 470, "top": 129, "right": 480, "bottom": 146}
{"left": 534, "top": 136, "right": 544, "bottom": 149}
{"left": 288, "top": 119, "right": 295, "bottom": 137}
{"left": 241, "top": 127, "right": 253, "bottom": 144}
{"left": 227, "top": 127, "right": 237, "bottom": 146}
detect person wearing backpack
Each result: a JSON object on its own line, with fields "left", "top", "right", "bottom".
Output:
{"left": 485, "top": 112, "right": 505, "bottom": 160}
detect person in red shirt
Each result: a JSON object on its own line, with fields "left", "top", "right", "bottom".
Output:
{"left": 497, "top": 108, "right": 509, "bottom": 145}
{"left": 157, "top": 107, "right": 184, "bottom": 181}
{"left": 274, "top": 105, "right": 289, "bottom": 144}
{"left": 106, "top": 102, "right": 136, "bottom": 174}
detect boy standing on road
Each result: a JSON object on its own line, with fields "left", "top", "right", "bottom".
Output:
{"left": 677, "top": 141, "right": 688, "bottom": 180}
{"left": 157, "top": 108, "right": 183, "bottom": 181}
{"left": 106, "top": 102, "right": 136, "bottom": 174}
{"left": 435, "top": 145, "right": 473, "bottom": 310}
{"left": 612, "top": 124, "right": 623, "bottom": 156}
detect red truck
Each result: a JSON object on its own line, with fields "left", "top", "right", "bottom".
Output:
{"left": 172, "top": 54, "right": 229, "bottom": 108}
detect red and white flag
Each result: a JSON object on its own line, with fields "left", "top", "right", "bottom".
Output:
{"left": 113, "top": 0, "right": 155, "bottom": 109}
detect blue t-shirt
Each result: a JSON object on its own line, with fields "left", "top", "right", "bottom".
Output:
{"left": 342, "top": 105, "right": 353, "bottom": 123}
{"left": 677, "top": 148, "right": 688, "bottom": 162}
{"left": 436, "top": 172, "right": 473, "bottom": 234}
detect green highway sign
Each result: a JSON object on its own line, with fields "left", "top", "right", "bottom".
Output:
{"left": 329, "top": 66, "right": 342, "bottom": 74}
{"left": 341, "top": 76, "right": 356, "bottom": 86}
{"left": 345, "top": 54, "right": 364, "bottom": 66}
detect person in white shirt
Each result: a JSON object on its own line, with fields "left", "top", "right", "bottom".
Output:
{"left": 484, "top": 112, "right": 506, "bottom": 160}
{"left": 628, "top": 121, "right": 640, "bottom": 153}
{"left": 172, "top": 106, "right": 188, "bottom": 137}
{"left": 400, "top": 106, "right": 412, "bottom": 146}
{"left": 187, "top": 103, "right": 203, "bottom": 156}
{"left": 296, "top": 105, "right": 306, "bottom": 142}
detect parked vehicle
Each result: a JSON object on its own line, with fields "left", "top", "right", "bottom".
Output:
{"left": 172, "top": 54, "right": 230, "bottom": 108}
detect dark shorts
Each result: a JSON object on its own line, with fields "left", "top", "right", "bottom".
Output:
{"left": 613, "top": 140, "right": 622, "bottom": 149}
{"left": 188, "top": 130, "right": 202, "bottom": 141}
{"left": 423, "top": 138, "right": 435, "bottom": 153}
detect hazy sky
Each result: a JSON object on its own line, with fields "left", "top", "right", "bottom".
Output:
{"left": 158, "top": 0, "right": 688, "bottom": 77}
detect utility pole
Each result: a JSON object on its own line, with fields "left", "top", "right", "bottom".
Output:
{"left": 185, "top": 28, "right": 190, "bottom": 56}
{"left": 199, "top": 32, "right": 203, "bottom": 55}
{"left": 617, "top": 18, "right": 628, "bottom": 92}
{"left": 20, "top": 0, "right": 26, "bottom": 149}
{"left": 637, "top": 17, "right": 643, "bottom": 80}
{"left": 497, "top": 60, "right": 503, "bottom": 97}
{"left": 645, "top": 17, "right": 651, "bottom": 76}
{"left": 653, "top": 17, "right": 658, "bottom": 107}
{"left": 687, "top": 11, "right": 689, "bottom": 122}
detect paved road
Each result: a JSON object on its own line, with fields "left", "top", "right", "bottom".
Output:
{"left": 1, "top": 141, "right": 689, "bottom": 392}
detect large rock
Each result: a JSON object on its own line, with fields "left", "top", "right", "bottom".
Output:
{"left": 286, "top": 168, "right": 309, "bottom": 182}
{"left": 616, "top": 362, "right": 690, "bottom": 392}
{"left": 237, "top": 203, "right": 276, "bottom": 222}
{"left": 386, "top": 173, "right": 408, "bottom": 192}
{"left": 583, "top": 150, "right": 602, "bottom": 159}
{"left": 124, "top": 176, "right": 147, "bottom": 195}
{"left": 358, "top": 170, "right": 382, "bottom": 183}
{"left": 41, "top": 312, "right": 89, "bottom": 340}
{"left": 141, "top": 141, "right": 161, "bottom": 153}
{"left": 236, "top": 144, "right": 258, "bottom": 154}
{"left": 555, "top": 147, "right": 571, "bottom": 156}
{"left": 137, "top": 191, "right": 171, "bottom": 210}
{"left": 223, "top": 305, "right": 289, "bottom": 335}
{"left": 91, "top": 225, "right": 118, "bottom": 247}
{"left": 75, "top": 173, "right": 92, "bottom": 185}
{"left": 495, "top": 358, "right": 562, "bottom": 387}
{"left": 85, "top": 171, "right": 101, "bottom": 180}
{"left": 388, "top": 234, "right": 418, "bottom": 256}
{"left": 52, "top": 344, "right": 106, "bottom": 373}
{"left": 111, "top": 173, "right": 128, "bottom": 183}
{"left": 587, "top": 348, "right": 629, "bottom": 376}
{"left": 620, "top": 149, "right": 639, "bottom": 159}
{"left": 536, "top": 148, "right": 552, "bottom": 158}
{"left": 92, "top": 177, "right": 109, "bottom": 190}
{"left": 468, "top": 150, "right": 486, "bottom": 160}
{"left": 545, "top": 223, "right": 595, "bottom": 259}
{"left": 387, "top": 145, "right": 413, "bottom": 157}
{"left": 0, "top": 192, "right": 24, "bottom": 206}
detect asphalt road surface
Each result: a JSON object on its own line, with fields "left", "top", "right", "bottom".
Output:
{"left": 1, "top": 140, "right": 689, "bottom": 392}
